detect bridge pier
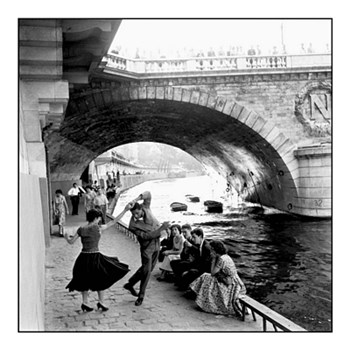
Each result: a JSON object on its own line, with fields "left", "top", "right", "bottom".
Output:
{"left": 293, "top": 143, "right": 331, "bottom": 217}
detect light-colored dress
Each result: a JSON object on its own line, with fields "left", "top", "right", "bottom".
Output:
{"left": 159, "top": 234, "right": 185, "bottom": 272}
{"left": 190, "top": 254, "right": 246, "bottom": 316}
{"left": 54, "top": 195, "right": 67, "bottom": 225}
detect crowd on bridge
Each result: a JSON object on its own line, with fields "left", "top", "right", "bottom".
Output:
{"left": 111, "top": 41, "right": 330, "bottom": 60}
{"left": 57, "top": 189, "right": 247, "bottom": 317}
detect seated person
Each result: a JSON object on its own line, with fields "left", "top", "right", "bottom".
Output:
{"left": 158, "top": 227, "right": 174, "bottom": 262}
{"left": 190, "top": 240, "right": 246, "bottom": 317}
{"left": 170, "top": 224, "right": 196, "bottom": 283}
{"left": 157, "top": 224, "right": 184, "bottom": 281}
{"left": 174, "top": 227, "right": 213, "bottom": 290}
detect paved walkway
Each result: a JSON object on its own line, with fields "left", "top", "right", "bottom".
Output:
{"left": 45, "top": 205, "right": 262, "bottom": 332}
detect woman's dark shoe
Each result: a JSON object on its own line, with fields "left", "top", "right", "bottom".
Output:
{"left": 81, "top": 304, "right": 93, "bottom": 312}
{"left": 183, "top": 289, "right": 196, "bottom": 300}
{"left": 123, "top": 283, "right": 138, "bottom": 297}
{"left": 135, "top": 297, "right": 143, "bottom": 306}
{"left": 97, "top": 302, "right": 109, "bottom": 312}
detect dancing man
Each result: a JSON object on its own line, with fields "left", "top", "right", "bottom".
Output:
{"left": 115, "top": 191, "right": 170, "bottom": 306}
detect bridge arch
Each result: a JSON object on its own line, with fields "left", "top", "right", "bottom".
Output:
{"left": 45, "top": 84, "right": 300, "bottom": 213}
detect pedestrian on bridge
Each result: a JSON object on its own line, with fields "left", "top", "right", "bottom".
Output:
{"left": 64, "top": 208, "right": 130, "bottom": 312}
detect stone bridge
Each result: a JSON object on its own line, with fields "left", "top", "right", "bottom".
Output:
{"left": 21, "top": 20, "right": 331, "bottom": 220}
{"left": 46, "top": 56, "right": 331, "bottom": 218}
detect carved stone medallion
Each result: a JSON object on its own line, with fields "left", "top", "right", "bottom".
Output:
{"left": 294, "top": 81, "right": 332, "bottom": 137}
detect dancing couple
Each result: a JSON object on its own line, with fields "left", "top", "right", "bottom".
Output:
{"left": 65, "top": 190, "right": 169, "bottom": 311}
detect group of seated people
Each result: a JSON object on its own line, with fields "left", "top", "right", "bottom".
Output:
{"left": 156, "top": 224, "right": 247, "bottom": 317}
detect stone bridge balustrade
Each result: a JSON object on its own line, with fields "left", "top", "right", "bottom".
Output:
{"left": 104, "top": 52, "right": 331, "bottom": 75}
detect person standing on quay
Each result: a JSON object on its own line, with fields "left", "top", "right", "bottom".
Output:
{"left": 115, "top": 191, "right": 170, "bottom": 306}
{"left": 68, "top": 183, "right": 85, "bottom": 215}
{"left": 93, "top": 187, "right": 109, "bottom": 224}
{"left": 84, "top": 186, "right": 96, "bottom": 221}
{"left": 53, "top": 189, "right": 69, "bottom": 236}
{"left": 65, "top": 208, "right": 130, "bottom": 312}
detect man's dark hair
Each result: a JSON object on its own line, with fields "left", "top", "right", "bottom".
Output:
{"left": 86, "top": 208, "right": 102, "bottom": 223}
{"left": 210, "top": 240, "right": 228, "bottom": 255}
{"left": 181, "top": 224, "right": 192, "bottom": 231}
{"left": 130, "top": 202, "right": 142, "bottom": 212}
{"left": 191, "top": 227, "right": 204, "bottom": 238}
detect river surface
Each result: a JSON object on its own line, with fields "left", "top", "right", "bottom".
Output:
{"left": 113, "top": 175, "right": 332, "bottom": 332}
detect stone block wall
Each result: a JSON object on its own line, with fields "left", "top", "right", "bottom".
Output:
{"left": 166, "top": 74, "right": 331, "bottom": 147}
{"left": 19, "top": 173, "right": 46, "bottom": 331}
{"left": 19, "top": 19, "right": 69, "bottom": 331}
{"left": 293, "top": 144, "right": 331, "bottom": 217}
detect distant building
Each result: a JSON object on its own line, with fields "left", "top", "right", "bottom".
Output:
{"left": 88, "top": 149, "right": 160, "bottom": 187}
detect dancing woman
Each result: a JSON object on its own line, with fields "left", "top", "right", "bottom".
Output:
{"left": 65, "top": 208, "right": 130, "bottom": 312}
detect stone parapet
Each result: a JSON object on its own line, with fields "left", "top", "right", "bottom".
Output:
{"left": 104, "top": 53, "right": 331, "bottom": 76}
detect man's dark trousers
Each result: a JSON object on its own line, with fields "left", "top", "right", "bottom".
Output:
{"left": 127, "top": 246, "right": 159, "bottom": 298}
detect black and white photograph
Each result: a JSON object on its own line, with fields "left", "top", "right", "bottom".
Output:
{"left": 13, "top": 6, "right": 342, "bottom": 344}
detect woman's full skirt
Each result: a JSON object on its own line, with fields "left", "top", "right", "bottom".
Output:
{"left": 190, "top": 272, "right": 246, "bottom": 316}
{"left": 66, "top": 252, "right": 130, "bottom": 292}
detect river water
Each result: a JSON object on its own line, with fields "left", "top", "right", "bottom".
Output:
{"left": 113, "top": 175, "right": 332, "bottom": 331}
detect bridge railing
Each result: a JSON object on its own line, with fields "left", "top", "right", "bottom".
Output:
{"left": 104, "top": 52, "right": 331, "bottom": 75}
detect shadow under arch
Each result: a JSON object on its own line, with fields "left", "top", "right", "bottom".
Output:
{"left": 44, "top": 84, "right": 299, "bottom": 213}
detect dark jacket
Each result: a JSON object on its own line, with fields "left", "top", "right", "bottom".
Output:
{"left": 188, "top": 239, "right": 213, "bottom": 273}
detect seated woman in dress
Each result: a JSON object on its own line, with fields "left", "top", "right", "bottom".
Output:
{"left": 65, "top": 208, "right": 130, "bottom": 312}
{"left": 189, "top": 240, "right": 246, "bottom": 317}
{"left": 157, "top": 224, "right": 184, "bottom": 281}
{"left": 158, "top": 226, "right": 175, "bottom": 262}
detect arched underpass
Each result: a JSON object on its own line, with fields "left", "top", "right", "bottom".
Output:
{"left": 45, "top": 86, "right": 298, "bottom": 214}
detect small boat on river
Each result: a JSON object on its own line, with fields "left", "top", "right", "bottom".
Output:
{"left": 203, "top": 200, "right": 223, "bottom": 213}
{"left": 170, "top": 202, "right": 188, "bottom": 212}
{"left": 185, "top": 194, "right": 200, "bottom": 202}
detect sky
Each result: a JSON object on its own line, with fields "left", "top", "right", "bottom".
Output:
{"left": 110, "top": 19, "right": 331, "bottom": 57}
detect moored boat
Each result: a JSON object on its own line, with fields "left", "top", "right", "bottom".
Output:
{"left": 203, "top": 200, "right": 223, "bottom": 213}
{"left": 185, "top": 194, "right": 200, "bottom": 202}
{"left": 170, "top": 202, "right": 188, "bottom": 212}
